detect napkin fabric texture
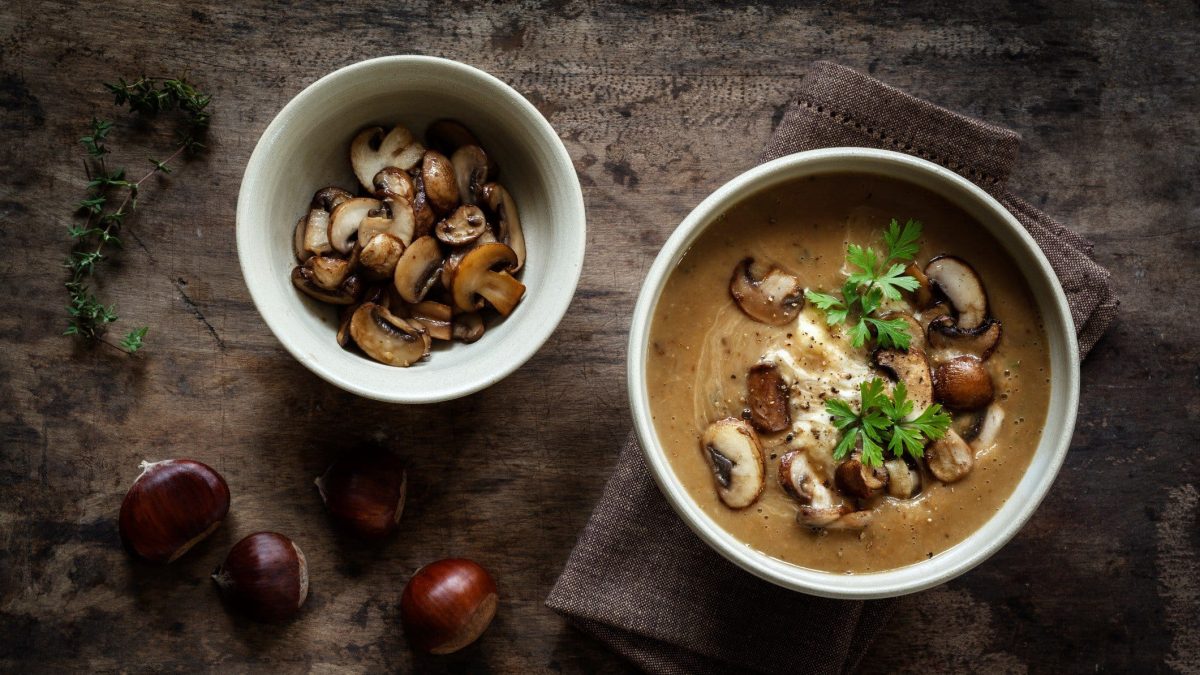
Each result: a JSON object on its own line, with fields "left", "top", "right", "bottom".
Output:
{"left": 546, "top": 61, "right": 1118, "bottom": 675}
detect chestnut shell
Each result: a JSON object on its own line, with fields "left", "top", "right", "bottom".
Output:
{"left": 401, "top": 558, "right": 498, "bottom": 654}
{"left": 212, "top": 532, "right": 309, "bottom": 623}
{"left": 315, "top": 451, "right": 408, "bottom": 539}
{"left": 118, "top": 459, "right": 230, "bottom": 564}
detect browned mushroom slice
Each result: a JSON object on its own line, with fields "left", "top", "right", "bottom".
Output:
{"left": 421, "top": 150, "right": 459, "bottom": 214}
{"left": 478, "top": 183, "right": 526, "bottom": 273}
{"left": 426, "top": 119, "right": 482, "bottom": 154}
{"left": 970, "top": 405, "right": 1005, "bottom": 451}
{"left": 879, "top": 310, "right": 925, "bottom": 353}
{"left": 293, "top": 215, "right": 311, "bottom": 262}
{"left": 411, "top": 172, "right": 437, "bottom": 238}
{"left": 452, "top": 312, "right": 485, "bottom": 344}
{"left": 372, "top": 167, "right": 416, "bottom": 201}
{"left": 359, "top": 199, "right": 416, "bottom": 247}
{"left": 436, "top": 205, "right": 488, "bottom": 247}
{"left": 441, "top": 230, "right": 497, "bottom": 289}
{"left": 302, "top": 208, "right": 333, "bottom": 257}
{"left": 409, "top": 301, "right": 453, "bottom": 341}
{"left": 746, "top": 363, "right": 790, "bottom": 433}
{"left": 392, "top": 236, "right": 443, "bottom": 304}
{"left": 835, "top": 454, "right": 887, "bottom": 499}
{"left": 305, "top": 255, "right": 353, "bottom": 291}
{"left": 778, "top": 451, "right": 848, "bottom": 527}
{"left": 926, "top": 429, "right": 974, "bottom": 483}
{"left": 335, "top": 288, "right": 383, "bottom": 350}
{"left": 905, "top": 262, "right": 935, "bottom": 308}
{"left": 350, "top": 126, "right": 424, "bottom": 192}
{"left": 328, "top": 197, "right": 382, "bottom": 254}
{"left": 729, "top": 258, "right": 803, "bottom": 325}
{"left": 451, "top": 145, "right": 490, "bottom": 205}
{"left": 349, "top": 302, "right": 430, "bottom": 367}
{"left": 291, "top": 266, "right": 362, "bottom": 305}
{"left": 883, "top": 459, "right": 921, "bottom": 499}
{"left": 924, "top": 256, "right": 988, "bottom": 329}
{"left": 873, "top": 348, "right": 934, "bottom": 416}
{"left": 952, "top": 409, "right": 986, "bottom": 441}
{"left": 451, "top": 243, "right": 525, "bottom": 316}
{"left": 359, "top": 233, "right": 405, "bottom": 280}
{"left": 928, "top": 316, "right": 1003, "bottom": 360}
{"left": 700, "top": 418, "right": 765, "bottom": 509}
{"left": 933, "top": 355, "right": 995, "bottom": 411}
{"left": 825, "top": 510, "right": 874, "bottom": 530}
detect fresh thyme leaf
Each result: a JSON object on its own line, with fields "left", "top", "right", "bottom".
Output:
{"left": 883, "top": 218, "right": 922, "bottom": 263}
{"left": 119, "top": 326, "right": 149, "bottom": 353}
{"left": 824, "top": 377, "right": 953, "bottom": 468}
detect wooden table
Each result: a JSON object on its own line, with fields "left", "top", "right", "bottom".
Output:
{"left": 2, "top": 2, "right": 1196, "bottom": 672}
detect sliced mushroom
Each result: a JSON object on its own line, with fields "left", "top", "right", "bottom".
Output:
{"left": 426, "top": 119, "right": 481, "bottom": 151}
{"left": 452, "top": 312, "right": 485, "bottom": 344}
{"left": 335, "top": 288, "right": 384, "bottom": 350}
{"left": 312, "top": 186, "right": 353, "bottom": 212}
{"left": 350, "top": 126, "right": 424, "bottom": 192}
{"left": 451, "top": 145, "right": 490, "bottom": 205}
{"left": 873, "top": 348, "right": 934, "bottom": 416}
{"left": 926, "top": 429, "right": 974, "bottom": 483}
{"left": 728, "top": 258, "right": 803, "bottom": 325}
{"left": 441, "top": 230, "right": 498, "bottom": 289}
{"left": 924, "top": 256, "right": 988, "bottom": 329}
{"left": 392, "top": 236, "right": 443, "bottom": 304}
{"left": 421, "top": 150, "right": 459, "bottom": 214}
{"left": 883, "top": 459, "right": 921, "bottom": 499}
{"left": 372, "top": 167, "right": 416, "bottom": 201}
{"left": 933, "top": 356, "right": 995, "bottom": 411}
{"left": 306, "top": 255, "right": 353, "bottom": 291}
{"left": 825, "top": 510, "right": 874, "bottom": 530}
{"left": 302, "top": 208, "right": 333, "bottom": 257}
{"left": 293, "top": 215, "right": 311, "bottom": 262}
{"left": 746, "top": 363, "right": 790, "bottom": 433}
{"left": 360, "top": 199, "right": 416, "bottom": 247}
{"left": 451, "top": 242, "right": 525, "bottom": 316}
{"left": 411, "top": 172, "right": 437, "bottom": 238}
{"left": 952, "top": 409, "right": 986, "bottom": 441}
{"left": 291, "top": 266, "right": 362, "bottom": 305}
{"left": 928, "top": 316, "right": 1003, "bottom": 360}
{"left": 359, "top": 232, "right": 405, "bottom": 280}
{"left": 971, "top": 405, "right": 1005, "bottom": 452}
{"left": 435, "top": 205, "right": 488, "bottom": 247}
{"left": 478, "top": 183, "right": 526, "bottom": 273}
{"left": 879, "top": 311, "right": 925, "bottom": 353}
{"left": 779, "top": 450, "right": 848, "bottom": 527}
{"left": 349, "top": 302, "right": 430, "bottom": 367}
{"left": 328, "top": 197, "right": 382, "bottom": 254}
{"left": 905, "top": 262, "right": 935, "bottom": 308}
{"left": 835, "top": 454, "right": 887, "bottom": 499}
{"left": 409, "top": 301, "right": 452, "bottom": 341}
{"left": 700, "top": 418, "right": 765, "bottom": 509}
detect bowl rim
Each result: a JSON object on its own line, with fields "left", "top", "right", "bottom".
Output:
{"left": 627, "top": 147, "right": 1080, "bottom": 599}
{"left": 236, "top": 55, "right": 586, "bottom": 403}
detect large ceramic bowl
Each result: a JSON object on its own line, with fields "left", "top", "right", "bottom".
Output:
{"left": 628, "top": 148, "right": 1080, "bottom": 599}
{"left": 237, "top": 56, "right": 585, "bottom": 403}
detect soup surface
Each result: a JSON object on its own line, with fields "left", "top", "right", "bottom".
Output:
{"left": 646, "top": 172, "right": 1051, "bottom": 573}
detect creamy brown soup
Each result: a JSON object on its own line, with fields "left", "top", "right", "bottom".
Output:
{"left": 646, "top": 173, "right": 1051, "bottom": 574}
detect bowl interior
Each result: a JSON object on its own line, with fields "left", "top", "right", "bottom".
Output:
{"left": 238, "top": 57, "right": 584, "bottom": 402}
{"left": 628, "top": 148, "right": 1079, "bottom": 599}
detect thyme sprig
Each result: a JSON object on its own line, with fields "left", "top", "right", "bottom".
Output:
{"left": 65, "top": 76, "right": 211, "bottom": 351}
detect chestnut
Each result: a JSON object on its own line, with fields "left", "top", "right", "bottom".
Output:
{"left": 118, "top": 459, "right": 230, "bottom": 564}
{"left": 212, "top": 532, "right": 309, "bottom": 623}
{"left": 400, "top": 558, "right": 498, "bottom": 654}
{"left": 314, "top": 450, "right": 407, "bottom": 539}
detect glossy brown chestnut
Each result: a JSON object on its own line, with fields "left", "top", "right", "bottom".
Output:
{"left": 400, "top": 558, "right": 498, "bottom": 654}
{"left": 212, "top": 532, "right": 309, "bottom": 623}
{"left": 314, "top": 451, "right": 408, "bottom": 539}
{"left": 118, "top": 459, "right": 230, "bottom": 564}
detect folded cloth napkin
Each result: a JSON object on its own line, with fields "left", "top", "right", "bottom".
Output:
{"left": 547, "top": 61, "right": 1118, "bottom": 675}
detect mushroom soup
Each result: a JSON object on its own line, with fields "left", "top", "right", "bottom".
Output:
{"left": 646, "top": 173, "right": 1051, "bottom": 573}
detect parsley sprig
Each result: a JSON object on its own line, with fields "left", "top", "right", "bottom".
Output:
{"left": 65, "top": 76, "right": 211, "bottom": 352}
{"left": 805, "top": 219, "right": 923, "bottom": 349}
{"left": 826, "top": 378, "right": 952, "bottom": 468}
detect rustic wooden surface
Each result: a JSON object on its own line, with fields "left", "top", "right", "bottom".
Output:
{"left": 1, "top": 1, "right": 1197, "bottom": 673}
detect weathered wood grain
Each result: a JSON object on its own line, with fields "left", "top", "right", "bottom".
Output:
{"left": 0, "top": 1, "right": 1197, "bottom": 672}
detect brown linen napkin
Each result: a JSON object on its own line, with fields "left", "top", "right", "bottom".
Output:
{"left": 547, "top": 61, "right": 1118, "bottom": 675}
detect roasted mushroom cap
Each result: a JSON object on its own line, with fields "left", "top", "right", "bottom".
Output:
{"left": 729, "top": 258, "right": 804, "bottom": 325}
{"left": 778, "top": 451, "right": 851, "bottom": 528}
{"left": 421, "top": 150, "right": 459, "bottom": 214}
{"left": 883, "top": 459, "right": 921, "bottom": 499}
{"left": 409, "top": 301, "right": 452, "bottom": 341}
{"left": 359, "top": 232, "right": 406, "bottom": 280}
{"left": 350, "top": 125, "right": 424, "bottom": 192}
{"left": 700, "top": 418, "right": 765, "bottom": 509}
{"left": 392, "top": 236, "right": 443, "bottom": 304}
{"left": 451, "top": 243, "right": 525, "bottom": 316}
{"left": 452, "top": 312, "right": 485, "bottom": 343}
{"left": 329, "top": 197, "right": 382, "bottom": 254}
{"left": 746, "top": 363, "right": 790, "bottom": 433}
{"left": 924, "top": 256, "right": 988, "bottom": 329}
{"left": 349, "top": 303, "right": 430, "bottom": 367}
{"left": 292, "top": 266, "right": 362, "bottom": 305}
{"left": 306, "top": 255, "right": 353, "bottom": 291}
{"left": 479, "top": 183, "right": 526, "bottom": 273}
{"left": 933, "top": 356, "right": 995, "bottom": 411}
{"left": 836, "top": 454, "right": 887, "bottom": 499}
{"left": 928, "top": 316, "right": 1003, "bottom": 360}
{"left": 451, "top": 145, "right": 490, "bottom": 206}
{"left": 312, "top": 186, "right": 353, "bottom": 212}
{"left": 435, "top": 205, "right": 488, "bottom": 247}
{"left": 359, "top": 199, "right": 416, "bottom": 248}
{"left": 372, "top": 167, "right": 416, "bottom": 201}
{"left": 873, "top": 348, "right": 934, "bottom": 416}
{"left": 926, "top": 429, "right": 974, "bottom": 483}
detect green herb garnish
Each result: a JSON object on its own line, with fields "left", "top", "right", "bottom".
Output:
{"left": 805, "top": 219, "right": 924, "bottom": 349}
{"left": 826, "top": 378, "right": 952, "bottom": 468}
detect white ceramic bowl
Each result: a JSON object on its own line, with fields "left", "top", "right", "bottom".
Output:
{"left": 628, "top": 148, "right": 1080, "bottom": 599}
{"left": 237, "top": 56, "right": 585, "bottom": 403}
